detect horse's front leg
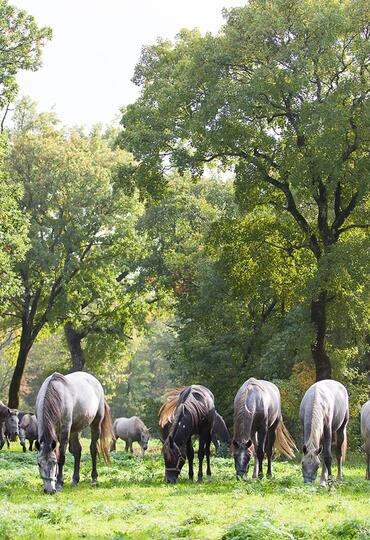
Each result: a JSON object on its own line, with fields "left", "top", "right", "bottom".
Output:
{"left": 257, "top": 425, "right": 267, "bottom": 479}
{"left": 56, "top": 430, "right": 69, "bottom": 491}
{"left": 69, "top": 432, "right": 82, "bottom": 487}
{"left": 186, "top": 438, "right": 194, "bottom": 481}
{"left": 198, "top": 435, "right": 206, "bottom": 482}
{"left": 323, "top": 426, "right": 333, "bottom": 485}
{"left": 251, "top": 434, "right": 258, "bottom": 479}
{"left": 320, "top": 461, "right": 327, "bottom": 486}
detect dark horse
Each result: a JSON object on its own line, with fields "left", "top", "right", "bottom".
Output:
{"left": 36, "top": 372, "right": 112, "bottom": 494}
{"left": 159, "top": 385, "right": 215, "bottom": 483}
{"left": 212, "top": 411, "right": 231, "bottom": 455}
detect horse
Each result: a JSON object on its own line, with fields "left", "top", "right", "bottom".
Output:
{"left": 299, "top": 379, "right": 348, "bottom": 485}
{"left": 0, "top": 401, "right": 19, "bottom": 448}
{"left": 35, "top": 371, "right": 112, "bottom": 494}
{"left": 1, "top": 411, "right": 32, "bottom": 450}
{"left": 110, "top": 416, "right": 150, "bottom": 456}
{"left": 211, "top": 411, "right": 231, "bottom": 455}
{"left": 159, "top": 385, "right": 215, "bottom": 483}
{"left": 360, "top": 400, "right": 370, "bottom": 480}
{"left": 232, "top": 378, "right": 296, "bottom": 480}
{"left": 19, "top": 413, "right": 38, "bottom": 452}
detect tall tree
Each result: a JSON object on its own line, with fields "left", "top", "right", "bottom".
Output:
{"left": 119, "top": 0, "right": 369, "bottom": 380}
{"left": 3, "top": 105, "right": 135, "bottom": 407}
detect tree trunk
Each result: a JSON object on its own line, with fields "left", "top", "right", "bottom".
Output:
{"left": 64, "top": 322, "right": 85, "bottom": 372}
{"left": 8, "top": 338, "right": 33, "bottom": 408}
{"left": 310, "top": 291, "right": 332, "bottom": 381}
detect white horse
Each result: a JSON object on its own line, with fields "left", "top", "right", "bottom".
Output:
{"left": 361, "top": 400, "right": 370, "bottom": 480}
{"left": 232, "top": 378, "right": 296, "bottom": 480}
{"left": 36, "top": 372, "right": 112, "bottom": 494}
{"left": 300, "top": 379, "right": 348, "bottom": 485}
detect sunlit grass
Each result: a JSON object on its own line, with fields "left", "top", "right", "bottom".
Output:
{"left": 0, "top": 439, "right": 369, "bottom": 539}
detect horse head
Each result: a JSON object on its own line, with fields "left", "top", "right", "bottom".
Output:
{"left": 163, "top": 434, "right": 186, "bottom": 483}
{"left": 35, "top": 439, "right": 59, "bottom": 494}
{"left": 140, "top": 428, "right": 150, "bottom": 452}
{"left": 232, "top": 438, "right": 253, "bottom": 480}
{"left": 4, "top": 408, "right": 19, "bottom": 442}
{"left": 301, "top": 444, "right": 322, "bottom": 483}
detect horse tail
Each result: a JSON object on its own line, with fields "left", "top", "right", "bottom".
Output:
{"left": 342, "top": 429, "right": 347, "bottom": 463}
{"left": 99, "top": 400, "right": 113, "bottom": 465}
{"left": 275, "top": 418, "right": 297, "bottom": 459}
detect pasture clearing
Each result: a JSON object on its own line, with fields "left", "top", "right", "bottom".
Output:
{"left": 0, "top": 440, "right": 369, "bottom": 540}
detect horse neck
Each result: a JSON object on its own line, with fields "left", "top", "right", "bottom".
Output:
{"left": 305, "top": 389, "right": 324, "bottom": 450}
{"left": 38, "top": 376, "right": 65, "bottom": 444}
{"left": 171, "top": 407, "right": 193, "bottom": 447}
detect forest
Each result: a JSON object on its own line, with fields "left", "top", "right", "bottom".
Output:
{"left": 0, "top": 0, "right": 369, "bottom": 538}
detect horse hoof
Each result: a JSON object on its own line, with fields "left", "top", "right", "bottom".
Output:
{"left": 320, "top": 481, "right": 326, "bottom": 487}
{"left": 56, "top": 484, "right": 63, "bottom": 492}
{"left": 197, "top": 477, "right": 203, "bottom": 483}
{"left": 91, "top": 480, "right": 99, "bottom": 487}
{"left": 71, "top": 480, "right": 79, "bottom": 487}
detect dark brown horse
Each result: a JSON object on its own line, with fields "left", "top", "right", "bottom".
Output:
{"left": 159, "top": 385, "right": 215, "bottom": 483}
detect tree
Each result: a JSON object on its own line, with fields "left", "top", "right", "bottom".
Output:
{"left": 3, "top": 104, "right": 137, "bottom": 407}
{"left": 0, "top": 0, "right": 51, "bottom": 129}
{"left": 119, "top": 0, "right": 369, "bottom": 380}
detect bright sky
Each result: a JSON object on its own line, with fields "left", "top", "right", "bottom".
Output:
{"left": 12, "top": 1, "right": 246, "bottom": 128}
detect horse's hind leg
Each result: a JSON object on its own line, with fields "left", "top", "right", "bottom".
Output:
{"left": 69, "top": 432, "right": 82, "bottom": 487}
{"left": 197, "top": 435, "right": 206, "bottom": 482}
{"left": 257, "top": 425, "right": 267, "bottom": 479}
{"left": 335, "top": 421, "right": 347, "bottom": 481}
{"left": 266, "top": 424, "right": 277, "bottom": 478}
{"left": 90, "top": 420, "right": 101, "bottom": 486}
{"left": 323, "top": 426, "right": 333, "bottom": 484}
{"left": 186, "top": 438, "right": 194, "bottom": 481}
{"left": 205, "top": 432, "right": 212, "bottom": 476}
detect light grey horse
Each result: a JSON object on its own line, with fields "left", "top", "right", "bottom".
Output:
{"left": 232, "top": 378, "right": 296, "bottom": 480}
{"left": 19, "top": 413, "right": 38, "bottom": 452}
{"left": 0, "top": 401, "right": 19, "bottom": 448}
{"left": 361, "top": 400, "right": 370, "bottom": 480}
{"left": 35, "top": 372, "right": 112, "bottom": 494}
{"left": 111, "top": 416, "right": 150, "bottom": 456}
{"left": 300, "top": 379, "right": 348, "bottom": 485}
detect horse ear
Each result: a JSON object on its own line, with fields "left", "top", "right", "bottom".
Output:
{"left": 246, "top": 440, "right": 252, "bottom": 449}
{"left": 302, "top": 445, "right": 307, "bottom": 455}
{"left": 51, "top": 440, "right": 57, "bottom": 450}
{"left": 316, "top": 446, "right": 322, "bottom": 456}
{"left": 232, "top": 439, "right": 239, "bottom": 449}
{"left": 169, "top": 435, "right": 174, "bottom": 449}
{"left": 35, "top": 440, "right": 40, "bottom": 451}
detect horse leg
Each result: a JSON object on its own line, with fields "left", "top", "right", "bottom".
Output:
{"left": 205, "top": 432, "right": 212, "bottom": 476}
{"left": 187, "top": 438, "right": 194, "bottom": 481}
{"left": 125, "top": 439, "right": 129, "bottom": 452}
{"left": 110, "top": 437, "right": 117, "bottom": 452}
{"left": 320, "top": 461, "right": 327, "bottom": 486}
{"left": 366, "top": 449, "right": 370, "bottom": 480}
{"left": 266, "top": 425, "right": 276, "bottom": 478}
{"left": 252, "top": 434, "right": 258, "bottom": 480}
{"left": 69, "top": 432, "right": 82, "bottom": 487}
{"left": 29, "top": 440, "right": 33, "bottom": 452}
{"left": 129, "top": 441, "right": 133, "bottom": 453}
{"left": 90, "top": 420, "right": 101, "bottom": 486}
{"left": 212, "top": 432, "right": 219, "bottom": 455}
{"left": 198, "top": 435, "right": 206, "bottom": 482}
{"left": 323, "top": 426, "right": 333, "bottom": 485}
{"left": 257, "top": 425, "right": 267, "bottom": 479}
{"left": 56, "top": 431, "right": 69, "bottom": 492}
{"left": 335, "top": 427, "right": 346, "bottom": 482}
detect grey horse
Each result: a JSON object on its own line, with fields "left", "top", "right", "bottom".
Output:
{"left": 232, "top": 378, "right": 296, "bottom": 480}
{"left": 0, "top": 401, "right": 19, "bottom": 447}
{"left": 211, "top": 411, "right": 231, "bottom": 455}
{"left": 19, "top": 413, "right": 38, "bottom": 452}
{"left": 111, "top": 416, "right": 150, "bottom": 455}
{"left": 361, "top": 400, "right": 370, "bottom": 480}
{"left": 35, "top": 371, "right": 112, "bottom": 494}
{"left": 300, "top": 379, "right": 348, "bottom": 485}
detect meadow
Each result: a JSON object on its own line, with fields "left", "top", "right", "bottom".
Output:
{"left": 0, "top": 440, "right": 369, "bottom": 540}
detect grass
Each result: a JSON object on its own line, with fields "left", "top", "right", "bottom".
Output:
{"left": 0, "top": 439, "right": 369, "bottom": 539}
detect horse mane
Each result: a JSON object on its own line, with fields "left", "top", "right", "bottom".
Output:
{"left": 305, "top": 387, "right": 325, "bottom": 452}
{"left": 41, "top": 373, "right": 66, "bottom": 444}
{"left": 170, "top": 386, "right": 212, "bottom": 434}
{"left": 233, "top": 378, "right": 265, "bottom": 440}
{"left": 159, "top": 387, "right": 187, "bottom": 428}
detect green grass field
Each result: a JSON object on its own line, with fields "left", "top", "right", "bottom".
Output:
{"left": 0, "top": 439, "right": 369, "bottom": 540}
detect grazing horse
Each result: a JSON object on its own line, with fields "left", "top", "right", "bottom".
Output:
{"left": 35, "top": 372, "right": 112, "bottom": 494}
{"left": 360, "top": 400, "right": 370, "bottom": 480}
{"left": 211, "top": 411, "right": 231, "bottom": 455}
{"left": 300, "top": 379, "right": 348, "bottom": 485}
{"left": 232, "top": 378, "right": 296, "bottom": 480}
{"left": 110, "top": 416, "right": 150, "bottom": 456}
{"left": 19, "top": 414, "right": 38, "bottom": 452}
{"left": 159, "top": 385, "right": 215, "bottom": 483}
{"left": 0, "top": 401, "right": 19, "bottom": 448}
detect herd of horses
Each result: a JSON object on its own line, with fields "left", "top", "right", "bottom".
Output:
{"left": 0, "top": 372, "right": 369, "bottom": 494}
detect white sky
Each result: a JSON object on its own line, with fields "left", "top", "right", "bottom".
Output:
{"left": 12, "top": 1, "right": 246, "bottom": 128}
